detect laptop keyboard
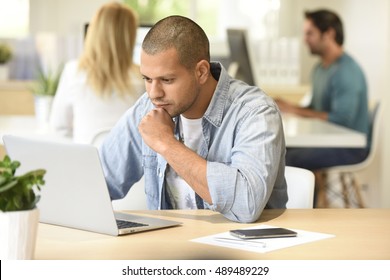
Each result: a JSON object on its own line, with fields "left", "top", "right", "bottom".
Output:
{"left": 116, "top": 219, "right": 148, "bottom": 229}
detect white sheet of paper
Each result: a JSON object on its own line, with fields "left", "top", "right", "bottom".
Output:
{"left": 191, "top": 225, "right": 335, "bottom": 253}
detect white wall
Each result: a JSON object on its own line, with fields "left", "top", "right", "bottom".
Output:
{"left": 344, "top": 0, "right": 390, "bottom": 208}
{"left": 30, "top": 0, "right": 112, "bottom": 36}
{"left": 29, "top": 0, "right": 118, "bottom": 73}
{"left": 381, "top": 3, "right": 390, "bottom": 207}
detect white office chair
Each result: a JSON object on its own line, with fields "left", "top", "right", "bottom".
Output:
{"left": 315, "top": 101, "right": 382, "bottom": 208}
{"left": 285, "top": 166, "right": 315, "bottom": 209}
{"left": 89, "top": 127, "right": 112, "bottom": 148}
{"left": 111, "top": 177, "right": 148, "bottom": 210}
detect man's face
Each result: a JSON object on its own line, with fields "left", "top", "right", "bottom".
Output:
{"left": 303, "top": 19, "right": 326, "bottom": 56}
{"left": 140, "top": 48, "right": 202, "bottom": 119}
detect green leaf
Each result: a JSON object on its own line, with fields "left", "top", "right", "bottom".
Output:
{"left": 30, "top": 64, "right": 64, "bottom": 96}
{"left": 0, "top": 175, "right": 7, "bottom": 185}
{"left": 0, "top": 155, "right": 46, "bottom": 211}
{"left": 0, "top": 179, "right": 18, "bottom": 193}
{"left": 13, "top": 196, "right": 22, "bottom": 209}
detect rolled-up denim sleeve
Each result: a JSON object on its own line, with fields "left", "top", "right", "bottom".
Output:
{"left": 99, "top": 96, "right": 147, "bottom": 200}
{"left": 206, "top": 105, "right": 286, "bottom": 223}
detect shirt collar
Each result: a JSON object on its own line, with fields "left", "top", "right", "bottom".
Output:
{"left": 173, "top": 62, "right": 232, "bottom": 128}
{"left": 203, "top": 62, "right": 232, "bottom": 128}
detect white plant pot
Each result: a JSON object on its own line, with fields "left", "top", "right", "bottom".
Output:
{"left": 0, "top": 64, "right": 10, "bottom": 81}
{"left": 34, "top": 95, "right": 54, "bottom": 123}
{"left": 0, "top": 208, "right": 40, "bottom": 260}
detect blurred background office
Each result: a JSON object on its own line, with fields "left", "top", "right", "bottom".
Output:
{"left": 0, "top": 0, "right": 389, "bottom": 208}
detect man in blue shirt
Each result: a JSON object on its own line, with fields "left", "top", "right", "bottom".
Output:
{"left": 276, "top": 9, "right": 369, "bottom": 170}
{"left": 99, "top": 15, "right": 287, "bottom": 223}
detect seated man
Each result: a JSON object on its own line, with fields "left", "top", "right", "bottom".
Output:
{"left": 99, "top": 15, "right": 287, "bottom": 223}
{"left": 276, "top": 9, "right": 369, "bottom": 170}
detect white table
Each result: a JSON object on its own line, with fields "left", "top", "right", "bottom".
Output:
{"left": 0, "top": 115, "right": 71, "bottom": 145}
{"left": 282, "top": 113, "right": 366, "bottom": 148}
{"left": 1, "top": 114, "right": 366, "bottom": 148}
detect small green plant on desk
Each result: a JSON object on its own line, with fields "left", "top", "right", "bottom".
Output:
{"left": 0, "top": 155, "right": 46, "bottom": 211}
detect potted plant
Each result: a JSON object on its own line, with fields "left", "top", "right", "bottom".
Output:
{"left": 0, "top": 155, "right": 46, "bottom": 260}
{"left": 0, "top": 43, "right": 13, "bottom": 80}
{"left": 30, "top": 64, "right": 63, "bottom": 122}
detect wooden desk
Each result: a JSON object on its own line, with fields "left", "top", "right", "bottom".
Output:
{"left": 282, "top": 114, "right": 367, "bottom": 148}
{"left": 0, "top": 80, "right": 35, "bottom": 115}
{"left": 35, "top": 209, "right": 390, "bottom": 260}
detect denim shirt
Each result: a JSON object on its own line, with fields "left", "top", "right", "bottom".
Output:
{"left": 99, "top": 62, "right": 287, "bottom": 223}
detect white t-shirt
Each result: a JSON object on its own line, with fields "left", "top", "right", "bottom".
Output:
{"left": 49, "top": 60, "right": 145, "bottom": 145}
{"left": 165, "top": 115, "right": 203, "bottom": 209}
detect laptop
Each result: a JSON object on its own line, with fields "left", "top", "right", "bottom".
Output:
{"left": 2, "top": 135, "right": 181, "bottom": 236}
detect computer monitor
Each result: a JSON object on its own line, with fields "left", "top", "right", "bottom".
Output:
{"left": 133, "top": 24, "right": 153, "bottom": 65}
{"left": 226, "top": 29, "right": 256, "bottom": 86}
{"left": 84, "top": 23, "right": 89, "bottom": 40}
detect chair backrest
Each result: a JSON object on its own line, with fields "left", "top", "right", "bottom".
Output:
{"left": 89, "top": 127, "right": 112, "bottom": 148}
{"left": 285, "top": 166, "right": 315, "bottom": 209}
{"left": 322, "top": 100, "right": 382, "bottom": 174}
{"left": 365, "top": 101, "right": 381, "bottom": 164}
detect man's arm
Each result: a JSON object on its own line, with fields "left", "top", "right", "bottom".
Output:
{"left": 99, "top": 100, "right": 145, "bottom": 200}
{"left": 275, "top": 98, "right": 328, "bottom": 120}
{"left": 139, "top": 102, "right": 288, "bottom": 224}
{"left": 138, "top": 108, "right": 212, "bottom": 204}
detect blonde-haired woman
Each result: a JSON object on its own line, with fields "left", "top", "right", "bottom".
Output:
{"left": 50, "top": 2, "right": 144, "bottom": 145}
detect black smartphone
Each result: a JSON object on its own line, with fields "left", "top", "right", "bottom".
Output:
{"left": 230, "top": 228, "right": 297, "bottom": 239}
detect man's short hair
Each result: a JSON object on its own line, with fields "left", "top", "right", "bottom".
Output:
{"left": 305, "top": 9, "right": 344, "bottom": 46}
{"left": 142, "top": 15, "right": 210, "bottom": 69}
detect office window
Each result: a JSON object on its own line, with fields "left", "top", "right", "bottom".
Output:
{"left": 219, "top": 0, "right": 280, "bottom": 39}
{"left": 124, "top": 0, "right": 221, "bottom": 36}
{"left": 0, "top": 0, "right": 29, "bottom": 38}
{"left": 124, "top": 0, "right": 280, "bottom": 40}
